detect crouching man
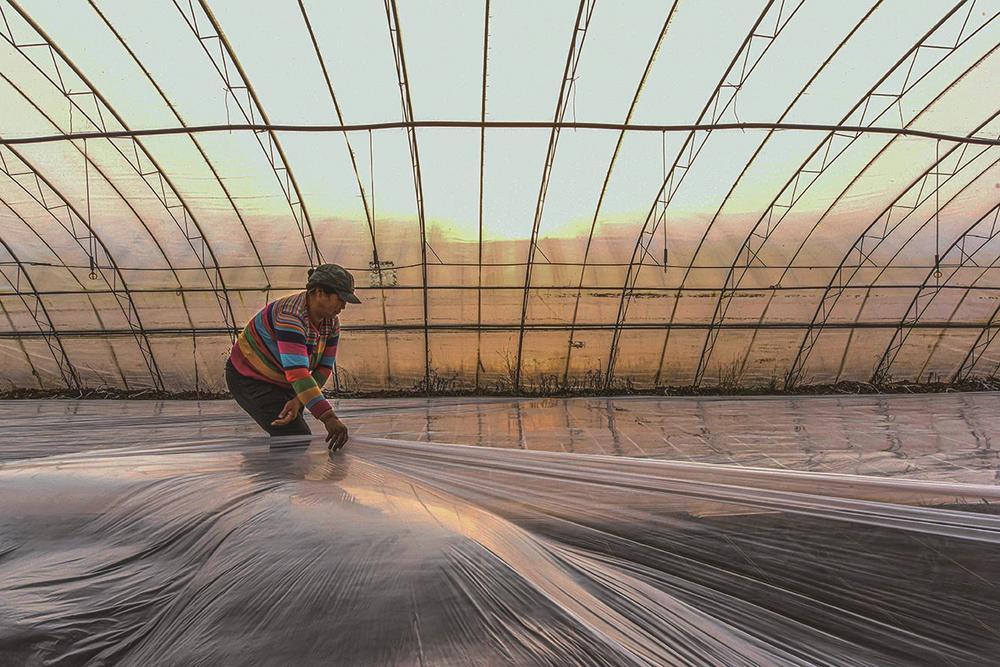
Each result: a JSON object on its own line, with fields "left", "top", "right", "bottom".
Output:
{"left": 225, "top": 264, "right": 360, "bottom": 450}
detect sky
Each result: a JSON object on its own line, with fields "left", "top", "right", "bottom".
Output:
{"left": 0, "top": 0, "right": 997, "bottom": 252}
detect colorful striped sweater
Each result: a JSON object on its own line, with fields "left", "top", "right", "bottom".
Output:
{"left": 228, "top": 291, "right": 339, "bottom": 419}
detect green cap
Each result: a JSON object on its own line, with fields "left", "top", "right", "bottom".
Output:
{"left": 307, "top": 264, "right": 361, "bottom": 304}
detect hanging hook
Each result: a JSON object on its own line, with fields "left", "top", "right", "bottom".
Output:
{"left": 662, "top": 130, "right": 668, "bottom": 272}
{"left": 84, "top": 137, "right": 98, "bottom": 280}
{"left": 934, "top": 139, "right": 941, "bottom": 281}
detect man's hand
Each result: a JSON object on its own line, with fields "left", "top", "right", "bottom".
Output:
{"left": 271, "top": 398, "right": 302, "bottom": 427}
{"left": 320, "top": 412, "right": 349, "bottom": 451}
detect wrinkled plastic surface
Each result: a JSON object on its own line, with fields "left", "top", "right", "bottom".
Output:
{"left": 2, "top": 394, "right": 1000, "bottom": 665}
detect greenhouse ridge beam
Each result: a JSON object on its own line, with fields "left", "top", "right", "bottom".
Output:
{"left": 11, "top": 283, "right": 1000, "bottom": 298}
{"left": 7, "top": 259, "right": 977, "bottom": 272}
{"left": 3, "top": 121, "right": 997, "bottom": 147}
{"left": 513, "top": 0, "right": 594, "bottom": 392}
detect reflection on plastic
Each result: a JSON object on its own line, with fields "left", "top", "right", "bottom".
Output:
{"left": 1, "top": 397, "right": 999, "bottom": 665}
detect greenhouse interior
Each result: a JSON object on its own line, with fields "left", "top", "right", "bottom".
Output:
{"left": 1, "top": 0, "right": 999, "bottom": 664}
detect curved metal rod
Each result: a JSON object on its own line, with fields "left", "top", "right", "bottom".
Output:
{"left": 171, "top": 0, "right": 323, "bottom": 266}
{"left": 734, "top": 85, "right": 997, "bottom": 388}
{"left": 871, "top": 200, "right": 1000, "bottom": 382}
{"left": 829, "top": 154, "right": 1000, "bottom": 383}
{"left": 0, "top": 142, "right": 165, "bottom": 389}
{"left": 296, "top": 0, "right": 375, "bottom": 263}
{"left": 911, "top": 204, "right": 1000, "bottom": 381}
{"left": 87, "top": 0, "right": 269, "bottom": 308}
{"left": 297, "top": 0, "right": 392, "bottom": 388}
{"left": 0, "top": 300, "right": 41, "bottom": 386}
{"left": 2, "top": 1, "right": 230, "bottom": 340}
{"left": 684, "top": 1, "right": 905, "bottom": 385}
{"left": 383, "top": 0, "right": 430, "bottom": 392}
{"left": 561, "top": 0, "right": 681, "bottom": 384}
{"left": 0, "top": 232, "right": 80, "bottom": 388}
{"left": 952, "top": 275, "right": 1000, "bottom": 381}
{"left": 0, "top": 70, "right": 201, "bottom": 386}
{"left": 476, "top": 0, "right": 491, "bottom": 390}
{"left": 837, "top": 155, "right": 999, "bottom": 381}
{"left": 0, "top": 194, "right": 129, "bottom": 387}
{"left": 782, "top": 99, "right": 999, "bottom": 388}
{"left": 197, "top": 0, "right": 322, "bottom": 266}
{"left": 601, "top": 0, "right": 806, "bottom": 388}
{"left": 512, "top": 0, "right": 595, "bottom": 391}
{"left": 695, "top": 4, "right": 993, "bottom": 386}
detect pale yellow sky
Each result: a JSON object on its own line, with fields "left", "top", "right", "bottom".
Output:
{"left": 1, "top": 0, "right": 997, "bottom": 248}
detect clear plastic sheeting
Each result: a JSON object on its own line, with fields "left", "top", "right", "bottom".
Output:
{"left": 2, "top": 394, "right": 1000, "bottom": 665}
{"left": 1, "top": 1, "right": 999, "bottom": 391}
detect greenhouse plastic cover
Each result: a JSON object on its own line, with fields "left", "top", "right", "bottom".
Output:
{"left": 2, "top": 393, "right": 999, "bottom": 664}
{"left": 0, "top": 0, "right": 999, "bottom": 392}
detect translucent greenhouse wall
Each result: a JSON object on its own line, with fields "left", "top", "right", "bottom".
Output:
{"left": 0, "top": 0, "right": 998, "bottom": 392}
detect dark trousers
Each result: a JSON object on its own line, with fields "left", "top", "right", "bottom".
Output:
{"left": 226, "top": 360, "right": 312, "bottom": 437}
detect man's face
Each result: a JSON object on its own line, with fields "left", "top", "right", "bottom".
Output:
{"left": 312, "top": 290, "right": 346, "bottom": 319}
